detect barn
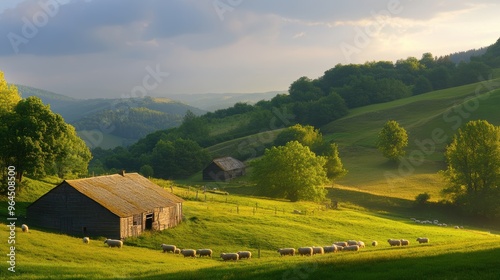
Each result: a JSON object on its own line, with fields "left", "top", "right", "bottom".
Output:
{"left": 202, "top": 157, "right": 246, "bottom": 181}
{"left": 27, "top": 171, "right": 183, "bottom": 239}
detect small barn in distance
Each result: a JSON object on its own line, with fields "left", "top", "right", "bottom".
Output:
{"left": 203, "top": 157, "right": 246, "bottom": 181}
{"left": 27, "top": 171, "right": 183, "bottom": 239}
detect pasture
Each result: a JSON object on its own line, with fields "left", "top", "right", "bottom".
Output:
{"left": 1, "top": 181, "right": 500, "bottom": 279}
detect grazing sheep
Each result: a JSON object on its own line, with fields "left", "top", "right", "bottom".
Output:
{"left": 387, "top": 239, "right": 401, "bottom": 246}
{"left": 161, "top": 244, "right": 177, "bottom": 253}
{"left": 21, "top": 224, "right": 29, "bottom": 233}
{"left": 372, "top": 241, "right": 378, "bottom": 246}
{"left": 220, "top": 253, "right": 239, "bottom": 261}
{"left": 298, "top": 247, "right": 313, "bottom": 256}
{"left": 334, "top": 241, "right": 348, "bottom": 247}
{"left": 293, "top": 209, "right": 302, "bottom": 214}
{"left": 357, "top": 241, "right": 365, "bottom": 248}
{"left": 174, "top": 248, "right": 181, "bottom": 254}
{"left": 416, "top": 237, "right": 429, "bottom": 244}
{"left": 343, "top": 245, "right": 360, "bottom": 251}
{"left": 312, "top": 247, "right": 324, "bottom": 255}
{"left": 323, "top": 245, "right": 338, "bottom": 253}
{"left": 400, "top": 239, "right": 410, "bottom": 246}
{"left": 180, "top": 249, "right": 196, "bottom": 258}
{"left": 104, "top": 239, "right": 123, "bottom": 248}
{"left": 83, "top": 237, "right": 90, "bottom": 244}
{"left": 277, "top": 248, "right": 296, "bottom": 256}
{"left": 347, "top": 240, "right": 358, "bottom": 246}
{"left": 237, "top": 251, "right": 252, "bottom": 259}
{"left": 196, "top": 249, "right": 213, "bottom": 258}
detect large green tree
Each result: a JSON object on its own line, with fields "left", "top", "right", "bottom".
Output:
{"left": 0, "top": 96, "right": 91, "bottom": 181}
{"left": 251, "top": 141, "right": 328, "bottom": 202}
{"left": 273, "top": 124, "right": 323, "bottom": 150}
{"left": 442, "top": 120, "right": 500, "bottom": 218}
{"left": 376, "top": 120, "right": 408, "bottom": 162}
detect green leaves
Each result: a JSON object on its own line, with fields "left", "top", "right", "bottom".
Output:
{"left": 377, "top": 120, "right": 408, "bottom": 162}
{"left": 251, "top": 141, "right": 328, "bottom": 202}
{"left": 443, "top": 120, "right": 500, "bottom": 218}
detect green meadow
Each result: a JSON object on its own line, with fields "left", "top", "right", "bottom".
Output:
{"left": 2, "top": 77, "right": 500, "bottom": 279}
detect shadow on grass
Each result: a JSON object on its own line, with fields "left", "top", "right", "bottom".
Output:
{"left": 133, "top": 247, "right": 500, "bottom": 280}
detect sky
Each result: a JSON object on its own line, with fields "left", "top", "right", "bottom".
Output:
{"left": 0, "top": 0, "right": 499, "bottom": 99}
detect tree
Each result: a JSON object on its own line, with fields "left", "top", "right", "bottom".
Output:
{"left": 376, "top": 120, "right": 408, "bottom": 162}
{"left": 251, "top": 141, "right": 328, "bottom": 202}
{"left": 0, "top": 71, "right": 21, "bottom": 115}
{"left": 273, "top": 124, "right": 323, "bottom": 150}
{"left": 442, "top": 120, "right": 500, "bottom": 218}
{"left": 322, "top": 143, "right": 347, "bottom": 185}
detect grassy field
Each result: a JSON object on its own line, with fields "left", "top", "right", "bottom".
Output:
{"left": 1, "top": 178, "right": 500, "bottom": 279}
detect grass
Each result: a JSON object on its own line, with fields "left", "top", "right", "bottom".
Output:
{"left": 2, "top": 180, "right": 500, "bottom": 279}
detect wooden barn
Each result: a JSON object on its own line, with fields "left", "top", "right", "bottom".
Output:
{"left": 27, "top": 171, "right": 183, "bottom": 239}
{"left": 202, "top": 157, "right": 246, "bottom": 181}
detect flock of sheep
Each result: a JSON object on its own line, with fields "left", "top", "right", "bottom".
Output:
{"left": 161, "top": 244, "right": 252, "bottom": 261}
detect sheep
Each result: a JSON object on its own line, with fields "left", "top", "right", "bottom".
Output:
{"left": 237, "top": 251, "right": 252, "bottom": 259}
{"left": 312, "top": 247, "right": 324, "bottom": 255}
{"left": 83, "top": 237, "right": 90, "bottom": 244}
{"left": 343, "top": 245, "right": 360, "bottom": 251}
{"left": 277, "top": 248, "right": 296, "bottom": 256}
{"left": 21, "top": 224, "right": 29, "bottom": 233}
{"left": 293, "top": 209, "right": 302, "bottom": 214}
{"left": 416, "top": 237, "right": 429, "bottom": 244}
{"left": 220, "top": 253, "right": 239, "bottom": 261}
{"left": 357, "top": 241, "right": 365, "bottom": 248}
{"left": 104, "top": 239, "right": 123, "bottom": 248}
{"left": 174, "top": 248, "right": 181, "bottom": 254}
{"left": 372, "top": 241, "right": 378, "bottom": 247}
{"left": 400, "top": 239, "right": 410, "bottom": 246}
{"left": 160, "top": 244, "right": 177, "bottom": 253}
{"left": 323, "top": 245, "right": 338, "bottom": 253}
{"left": 298, "top": 247, "right": 313, "bottom": 256}
{"left": 196, "top": 249, "right": 213, "bottom": 258}
{"left": 334, "top": 241, "right": 348, "bottom": 247}
{"left": 180, "top": 249, "right": 196, "bottom": 258}
{"left": 387, "top": 239, "right": 401, "bottom": 246}
{"left": 347, "top": 240, "right": 358, "bottom": 246}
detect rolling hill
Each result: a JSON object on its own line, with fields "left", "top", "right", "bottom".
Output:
{"left": 16, "top": 85, "right": 207, "bottom": 148}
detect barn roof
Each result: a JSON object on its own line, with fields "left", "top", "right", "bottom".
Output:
{"left": 62, "top": 173, "right": 183, "bottom": 218}
{"left": 212, "top": 157, "right": 245, "bottom": 171}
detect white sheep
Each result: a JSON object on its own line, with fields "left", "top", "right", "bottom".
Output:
{"left": 357, "top": 241, "right": 365, "bottom": 248}
{"left": 347, "top": 240, "right": 358, "bottom": 246}
{"left": 372, "top": 241, "right": 378, "bottom": 246}
{"left": 400, "top": 239, "right": 410, "bottom": 246}
{"left": 161, "top": 244, "right": 177, "bottom": 253}
{"left": 298, "top": 247, "right": 313, "bottom": 256}
{"left": 323, "top": 245, "right": 338, "bottom": 253}
{"left": 237, "top": 251, "right": 252, "bottom": 259}
{"left": 387, "top": 239, "right": 401, "bottom": 246}
{"left": 83, "top": 237, "right": 90, "bottom": 244}
{"left": 416, "top": 237, "right": 429, "bottom": 244}
{"left": 180, "top": 249, "right": 196, "bottom": 258}
{"left": 333, "top": 241, "right": 348, "bottom": 247}
{"left": 312, "top": 247, "right": 324, "bottom": 255}
{"left": 220, "top": 253, "right": 239, "bottom": 261}
{"left": 277, "top": 248, "right": 296, "bottom": 256}
{"left": 343, "top": 245, "right": 360, "bottom": 251}
{"left": 104, "top": 239, "right": 123, "bottom": 248}
{"left": 174, "top": 248, "right": 181, "bottom": 254}
{"left": 21, "top": 224, "right": 29, "bottom": 233}
{"left": 196, "top": 249, "right": 213, "bottom": 257}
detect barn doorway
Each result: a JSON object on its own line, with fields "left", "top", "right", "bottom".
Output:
{"left": 145, "top": 214, "right": 153, "bottom": 230}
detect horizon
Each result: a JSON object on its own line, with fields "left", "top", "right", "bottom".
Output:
{"left": 1, "top": 0, "right": 499, "bottom": 99}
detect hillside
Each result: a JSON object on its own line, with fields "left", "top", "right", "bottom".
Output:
{"left": 16, "top": 85, "right": 207, "bottom": 148}
{"left": 1, "top": 178, "right": 500, "bottom": 279}
{"left": 165, "top": 91, "right": 285, "bottom": 111}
